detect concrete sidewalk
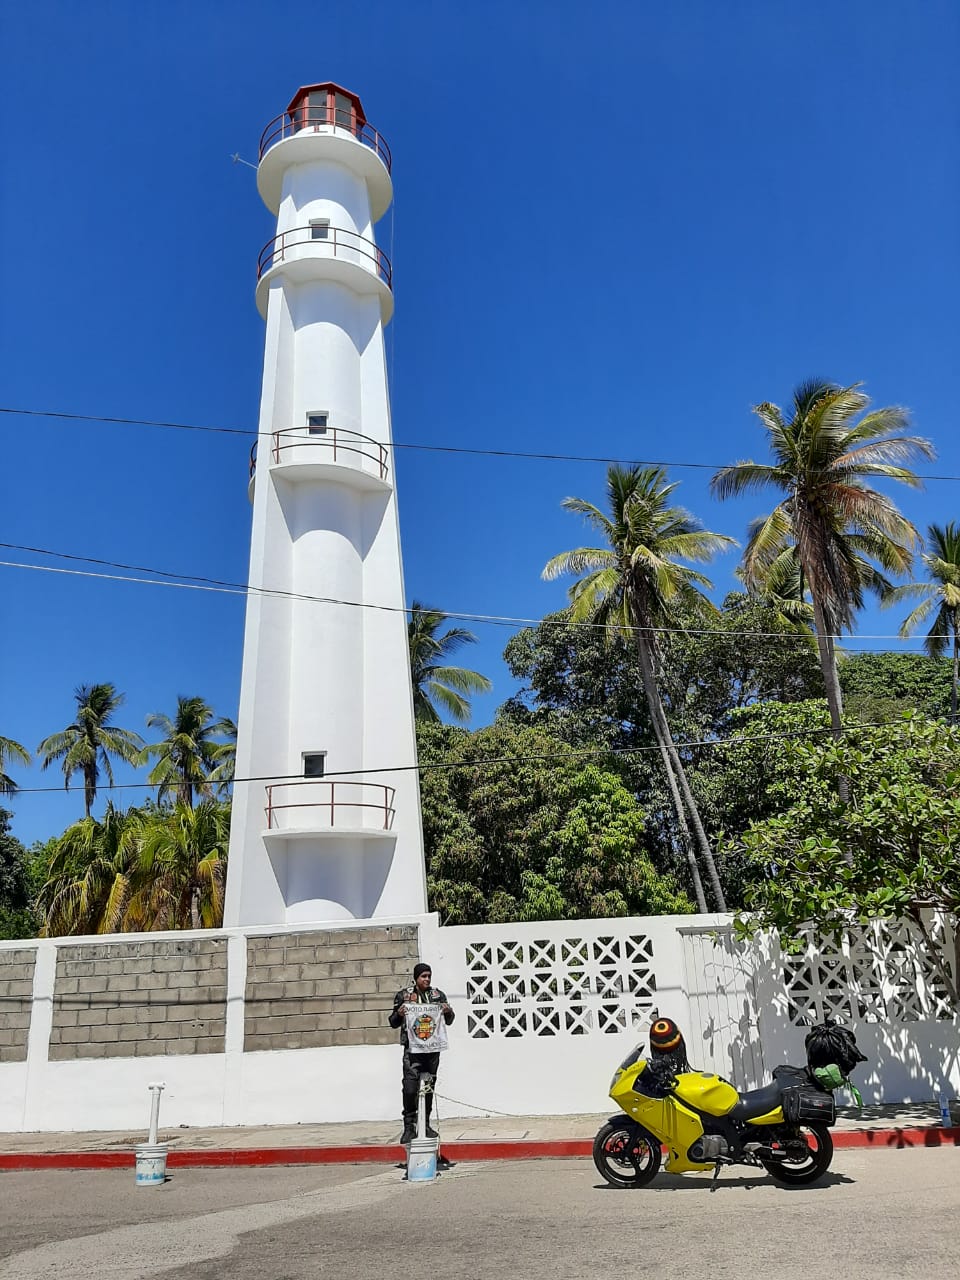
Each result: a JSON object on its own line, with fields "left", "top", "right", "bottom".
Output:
{"left": 1, "top": 1101, "right": 958, "bottom": 1168}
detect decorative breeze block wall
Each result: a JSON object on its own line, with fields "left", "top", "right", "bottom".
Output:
{"left": 465, "top": 933, "right": 657, "bottom": 1037}
{"left": 0, "top": 947, "right": 37, "bottom": 1063}
{"left": 48, "top": 938, "right": 228, "bottom": 1060}
{"left": 782, "top": 920, "right": 955, "bottom": 1025}
{"left": 244, "top": 925, "right": 419, "bottom": 1051}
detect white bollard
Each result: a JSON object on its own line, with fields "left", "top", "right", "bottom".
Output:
{"left": 135, "top": 1082, "right": 169, "bottom": 1187}
{"left": 407, "top": 1077, "right": 438, "bottom": 1183}
{"left": 147, "top": 1082, "right": 165, "bottom": 1145}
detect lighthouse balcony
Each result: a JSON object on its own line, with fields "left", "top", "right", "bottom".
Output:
{"left": 247, "top": 426, "right": 392, "bottom": 500}
{"left": 257, "top": 106, "right": 392, "bottom": 221}
{"left": 262, "top": 779, "right": 396, "bottom": 840}
{"left": 256, "top": 225, "right": 393, "bottom": 322}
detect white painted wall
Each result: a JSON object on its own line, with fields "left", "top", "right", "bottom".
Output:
{"left": 3, "top": 914, "right": 955, "bottom": 1134}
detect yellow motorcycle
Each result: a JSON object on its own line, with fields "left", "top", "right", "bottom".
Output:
{"left": 594, "top": 1021, "right": 864, "bottom": 1189}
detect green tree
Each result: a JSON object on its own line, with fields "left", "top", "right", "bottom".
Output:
{"left": 35, "top": 800, "right": 230, "bottom": 935}
{"left": 543, "top": 465, "right": 735, "bottom": 912}
{"left": 838, "top": 651, "right": 954, "bottom": 724}
{"left": 0, "top": 735, "right": 31, "bottom": 795}
{"left": 501, "top": 602, "right": 822, "bottom": 902}
{"left": 139, "top": 696, "right": 236, "bottom": 807}
{"left": 408, "top": 602, "right": 491, "bottom": 723}
{"left": 0, "top": 808, "right": 40, "bottom": 939}
{"left": 884, "top": 521, "right": 960, "bottom": 718}
{"left": 37, "top": 801, "right": 139, "bottom": 935}
{"left": 688, "top": 700, "right": 831, "bottom": 905}
{"left": 711, "top": 380, "right": 933, "bottom": 737}
{"left": 128, "top": 800, "right": 229, "bottom": 930}
{"left": 731, "top": 716, "right": 960, "bottom": 1003}
{"left": 206, "top": 718, "right": 237, "bottom": 797}
{"left": 37, "top": 684, "right": 143, "bottom": 818}
{"left": 418, "top": 720, "right": 690, "bottom": 924}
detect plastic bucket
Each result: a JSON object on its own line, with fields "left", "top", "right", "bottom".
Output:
{"left": 406, "top": 1136, "right": 438, "bottom": 1183}
{"left": 135, "top": 1143, "right": 169, "bottom": 1187}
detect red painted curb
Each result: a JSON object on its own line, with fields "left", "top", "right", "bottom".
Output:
{"left": 833, "top": 1126, "right": 960, "bottom": 1151}
{"left": 1, "top": 1127, "right": 957, "bottom": 1172}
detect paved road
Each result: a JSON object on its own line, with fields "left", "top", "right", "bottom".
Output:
{"left": 2, "top": 1149, "right": 957, "bottom": 1279}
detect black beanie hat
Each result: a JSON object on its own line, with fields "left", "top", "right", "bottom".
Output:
{"left": 649, "top": 1017, "right": 684, "bottom": 1055}
{"left": 413, "top": 963, "right": 432, "bottom": 980}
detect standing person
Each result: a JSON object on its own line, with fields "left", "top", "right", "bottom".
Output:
{"left": 389, "top": 962, "right": 455, "bottom": 1144}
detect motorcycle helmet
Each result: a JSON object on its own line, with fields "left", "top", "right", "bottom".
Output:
{"left": 648, "top": 1017, "right": 689, "bottom": 1075}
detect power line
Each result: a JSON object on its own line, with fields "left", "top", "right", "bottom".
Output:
{"left": 0, "top": 541, "right": 934, "bottom": 647}
{"left": 2, "top": 404, "right": 958, "bottom": 481}
{"left": 6, "top": 717, "right": 923, "bottom": 798}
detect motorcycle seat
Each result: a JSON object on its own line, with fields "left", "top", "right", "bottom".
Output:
{"left": 730, "top": 1080, "right": 784, "bottom": 1122}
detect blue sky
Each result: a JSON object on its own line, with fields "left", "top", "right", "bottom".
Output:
{"left": 2, "top": 1, "right": 958, "bottom": 845}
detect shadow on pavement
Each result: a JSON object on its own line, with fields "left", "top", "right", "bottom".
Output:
{"left": 593, "top": 1170, "right": 855, "bottom": 1192}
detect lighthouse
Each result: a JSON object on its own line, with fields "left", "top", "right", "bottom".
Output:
{"left": 223, "top": 84, "right": 427, "bottom": 927}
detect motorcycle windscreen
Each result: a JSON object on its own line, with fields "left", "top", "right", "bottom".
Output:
{"left": 617, "top": 1046, "right": 645, "bottom": 1072}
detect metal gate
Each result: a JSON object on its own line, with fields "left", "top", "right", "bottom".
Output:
{"left": 679, "top": 924, "right": 765, "bottom": 1090}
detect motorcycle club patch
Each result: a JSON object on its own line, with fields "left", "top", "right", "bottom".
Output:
{"left": 405, "top": 1003, "right": 449, "bottom": 1055}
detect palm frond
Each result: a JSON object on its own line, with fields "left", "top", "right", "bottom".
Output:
{"left": 542, "top": 548, "right": 616, "bottom": 581}
{"left": 424, "top": 680, "right": 472, "bottom": 722}
{"left": 710, "top": 462, "right": 787, "bottom": 501}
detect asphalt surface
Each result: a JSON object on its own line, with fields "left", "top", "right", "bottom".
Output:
{"left": 2, "top": 1149, "right": 957, "bottom": 1279}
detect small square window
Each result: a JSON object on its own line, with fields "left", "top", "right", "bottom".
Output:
{"left": 309, "top": 219, "right": 330, "bottom": 240}
{"left": 303, "top": 752, "right": 326, "bottom": 778}
{"left": 306, "top": 412, "right": 328, "bottom": 435}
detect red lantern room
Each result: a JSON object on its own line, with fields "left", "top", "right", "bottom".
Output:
{"left": 287, "top": 82, "right": 366, "bottom": 134}
{"left": 258, "top": 81, "right": 392, "bottom": 221}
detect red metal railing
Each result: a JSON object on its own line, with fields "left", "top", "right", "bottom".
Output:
{"left": 257, "top": 225, "right": 392, "bottom": 289}
{"left": 272, "top": 427, "right": 389, "bottom": 480}
{"left": 264, "top": 780, "right": 396, "bottom": 831}
{"left": 259, "top": 106, "right": 392, "bottom": 172}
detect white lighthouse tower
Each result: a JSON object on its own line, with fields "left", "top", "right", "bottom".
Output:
{"left": 224, "top": 83, "right": 427, "bottom": 927}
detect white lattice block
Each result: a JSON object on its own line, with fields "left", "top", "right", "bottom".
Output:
{"left": 463, "top": 930, "right": 658, "bottom": 1038}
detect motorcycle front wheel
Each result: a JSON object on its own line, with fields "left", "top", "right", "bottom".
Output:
{"left": 593, "top": 1121, "right": 662, "bottom": 1188}
{"left": 760, "top": 1124, "right": 834, "bottom": 1185}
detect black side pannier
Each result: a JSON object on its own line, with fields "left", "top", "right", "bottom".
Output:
{"left": 781, "top": 1085, "right": 836, "bottom": 1127}
{"left": 772, "top": 1063, "right": 812, "bottom": 1089}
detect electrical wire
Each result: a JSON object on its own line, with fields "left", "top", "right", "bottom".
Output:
{"left": 2, "top": 404, "right": 958, "bottom": 480}
{"left": 5, "top": 717, "right": 930, "bottom": 797}
{"left": 0, "top": 541, "right": 934, "bottom": 647}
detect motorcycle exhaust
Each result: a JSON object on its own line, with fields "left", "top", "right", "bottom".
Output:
{"left": 689, "top": 1136, "right": 729, "bottom": 1161}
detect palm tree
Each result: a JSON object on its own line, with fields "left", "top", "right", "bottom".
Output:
{"left": 735, "top": 546, "right": 814, "bottom": 631}
{"left": 37, "top": 802, "right": 138, "bottom": 935}
{"left": 711, "top": 381, "right": 933, "bottom": 734}
{"left": 0, "top": 735, "right": 31, "bottom": 795}
{"left": 885, "top": 521, "right": 960, "bottom": 718}
{"left": 408, "top": 603, "right": 492, "bottom": 723}
{"left": 128, "top": 800, "right": 229, "bottom": 930}
{"left": 207, "top": 718, "right": 237, "bottom": 798}
{"left": 37, "top": 684, "right": 143, "bottom": 818}
{"left": 543, "top": 465, "right": 735, "bottom": 912}
{"left": 139, "top": 697, "right": 236, "bottom": 807}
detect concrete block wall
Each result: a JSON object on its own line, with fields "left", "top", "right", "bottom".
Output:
{"left": 48, "top": 938, "right": 228, "bottom": 1060}
{"left": 243, "top": 924, "right": 419, "bottom": 1050}
{"left": 0, "top": 947, "right": 36, "bottom": 1063}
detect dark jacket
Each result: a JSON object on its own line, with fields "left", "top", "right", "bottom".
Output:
{"left": 389, "top": 985, "right": 455, "bottom": 1047}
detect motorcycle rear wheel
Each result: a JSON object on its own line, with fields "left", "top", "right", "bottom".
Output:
{"left": 593, "top": 1121, "right": 661, "bottom": 1188}
{"left": 760, "top": 1123, "right": 833, "bottom": 1185}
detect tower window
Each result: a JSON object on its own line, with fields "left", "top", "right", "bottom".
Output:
{"left": 302, "top": 752, "right": 326, "bottom": 778}
{"left": 306, "top": 412, "right": 329, "bottom": 435}
{"left": 309, "top": 218, "right": 330, "bottom": 241}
